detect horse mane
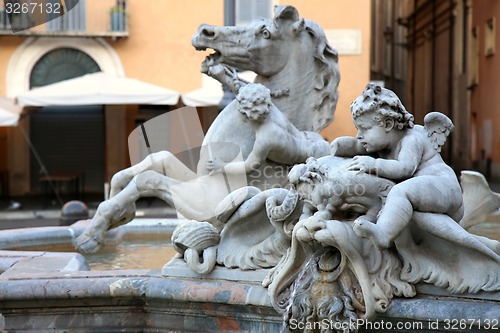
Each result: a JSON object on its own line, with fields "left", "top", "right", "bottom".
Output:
{"left": 304, "top": 20, "right": 341, "bottom": 131}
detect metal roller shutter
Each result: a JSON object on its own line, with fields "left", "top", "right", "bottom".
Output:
{"left": 30, "top": 105, "right": 105, "bottom": 194}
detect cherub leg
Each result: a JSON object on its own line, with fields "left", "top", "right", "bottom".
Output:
{"left": 353, "top": 192, "right": 413, "bottom": 248}
{"left": 110, "top": 151, "right": 196, "bottom": 197}
{"left": 413, "top": 212, "right": 500, "bottom": 263}
{"left": 354, "top": 176, "right": 460, "bottom": 248}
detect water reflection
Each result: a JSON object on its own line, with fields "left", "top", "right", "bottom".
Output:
{"left": 86, "top": 238, "right": 177, "bottom": 270}
{"left": 12, "top": 234, "right": 177, "bottom": 270}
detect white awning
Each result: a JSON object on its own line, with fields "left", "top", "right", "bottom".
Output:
{"left": 182, "top": 75, "right": 224, "bottom": 107}
{"left": 17, "top": 72, "right": 180, "bottom": 107}
{"left": 181, "top": 72, "right": 256, "bottom": 107}
{"left": 0, "top": 97, "right": 22, "bottom": 126}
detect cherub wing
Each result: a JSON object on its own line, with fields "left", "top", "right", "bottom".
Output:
{"left": 423, "top": 112, "right": 454, "bottom": 152}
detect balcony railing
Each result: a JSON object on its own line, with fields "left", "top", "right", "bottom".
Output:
{"left": 0, "top": 0, "right": 128, "bottom": 38}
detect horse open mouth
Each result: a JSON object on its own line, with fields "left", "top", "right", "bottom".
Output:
{"left": 198, "top": 49, "right": 222, "bottom": 67}
{"left": 198, "top": 49, "right": 223, "bottom": 74}
{"left": 194, "top": 45, "right": 207, "bottom": 51}
{"left": 194, "top": 45, "right": 221, "bottom": 59}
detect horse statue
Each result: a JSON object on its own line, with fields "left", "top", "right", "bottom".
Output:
{"left": 193, "top": 5, "right": 339, "bottom": 132}
{"left": 75, "top": 5, "right": 340, "bottom": 253}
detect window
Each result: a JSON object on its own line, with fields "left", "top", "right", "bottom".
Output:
{"left": 0, "top": 8, "right": 8, "bottom": 30}
{"left": 383, "top": 0, "right": 393, "bottom": 76}
{"left": 30, "top": 48, "right": 100, "bottom": 88}
{"left": 371, "top": 0, "right": 380, "bottom": 70}
{"left": 235, "top": 0, "right": 274, "bottom": 25}
{"left": 485, "top": 17, "right": 495, "bottom": 57}
{"left": 469, "top": 26, "right": 479, "bottom": 87}
{"left": 47, "top": 0, "right": 86, "bottom": 32}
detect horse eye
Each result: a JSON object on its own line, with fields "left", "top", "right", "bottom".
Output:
{"left": 261, "top": 29, "right": 271, "bottom": 39}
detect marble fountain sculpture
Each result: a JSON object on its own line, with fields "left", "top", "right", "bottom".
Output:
{"left": 0, "top": 5, "right": 499, "bottom": 332}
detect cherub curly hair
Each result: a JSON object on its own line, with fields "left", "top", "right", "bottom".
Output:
{"left": 236, "top": 83, "right": 272, "bottom": 109}
{"left": 350, "top": 84, "right": 414, "bottom": 130}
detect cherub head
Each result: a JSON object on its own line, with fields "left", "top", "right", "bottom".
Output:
{"left": 350, "top": 84, "right": 414, "bottom": 153}
{"left": 236, "top": 83, "right": 272, "bottom": 123}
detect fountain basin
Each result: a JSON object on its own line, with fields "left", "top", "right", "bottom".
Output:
{"left": 0, "top": 220, "right": 498, "bottom": 332}
{"left": 0, "top": 219, "right": 179, "bottom": 271}
{"left": 0, "top": 219, "right": 282, "bottom": 332}
{"left": 0, "top": 268, "right": 280, "bottom": 332}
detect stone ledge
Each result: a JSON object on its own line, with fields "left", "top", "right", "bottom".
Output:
{"left": 0, "top": 250, "right": 89, "bottom": 275}
{"left": 0, "top": 266, "right": 280, "bottom": 332}
{"left": 163, "top": 258, "right": 270, "bottom": 283}
{"left": 0, "top": 260, "right": 498, "bottom": 332}
{"left": 0, "top": 269, "right": 271, "bottom": 308}
{"left": 384, "top": 295, "right": 500, "bottom": 322}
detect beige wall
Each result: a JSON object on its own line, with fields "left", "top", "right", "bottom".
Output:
{"left": 283, "top": 0, "right": 371, "bottom": 140}
{"left": 109, "top": 0, "right": 223, "bottom": 93}
{"left": 0, "top": 37, "right": 23, "bottom": 96}
{"left": 0, "top": 37, "right": 24, "bottom": 194}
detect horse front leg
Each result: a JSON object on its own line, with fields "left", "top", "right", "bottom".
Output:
{"left": 75, "top": 179, "right": 141, "bottom": 253}
{"left": 110, "top": 150, "right": 197, "bottom": 198}
{"left": 75, "top": 170, "right": 181, "bottom": 253}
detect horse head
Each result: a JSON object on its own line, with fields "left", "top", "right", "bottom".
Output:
{"left": 193, "top": 6, "right": 303, "bottom": 76}
{"left": 192, "top": 5, "right": 340, "bottom": 132}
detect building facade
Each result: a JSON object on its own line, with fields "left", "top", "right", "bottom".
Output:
{"left": 470, "top": 0, "right": 500, "bottom": 181}
{"left": 372, "top": 0, "right": 500, "bottom": 180}
{"left": 0, "top": 0, "right": 371, "bottom": 197}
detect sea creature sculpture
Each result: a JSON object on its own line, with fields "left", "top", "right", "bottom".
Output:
{"left": 171, "top": 220, "right": 220, "bottom": 275}
{"left": 264, "top": 155, "right": 500, "bottom": 331}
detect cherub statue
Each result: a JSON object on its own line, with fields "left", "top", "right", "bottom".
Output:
{"left": 331, "top": 84, "right": 464, "bottom": 248}
{"left": 207, "top": 83, "right": 330, "bottom": 175}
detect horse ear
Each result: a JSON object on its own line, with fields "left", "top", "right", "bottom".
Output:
{"left": 291, "top": 19, "right": 305, "bottom": 35}
{"left": 274, "top": 5, "right": 299, "bottom": 22}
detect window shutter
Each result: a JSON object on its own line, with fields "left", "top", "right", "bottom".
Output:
{"left": 236, "top": 0, "right": 272, "bottom": 25}
{"left": 255, "top": 0, "right": 272, "bottom": 19}
{"left": 236, "top": 0, "right": 253, "bottom": 25}
{"left": 46, "top": 0, "right": 86, "bottom": 32}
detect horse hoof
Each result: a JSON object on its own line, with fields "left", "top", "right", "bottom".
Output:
{"left": 75, "top": 233, "right": 102, "bottom": 254}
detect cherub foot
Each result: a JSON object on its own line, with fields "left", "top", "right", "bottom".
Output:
{"left": 353, "top": 217, "right": 391, "bottom": 249}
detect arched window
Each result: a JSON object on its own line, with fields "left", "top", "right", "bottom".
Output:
{"left": 30, "top": 48, "right": 100, "bottom": 88}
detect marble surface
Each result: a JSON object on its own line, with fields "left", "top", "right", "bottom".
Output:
{"left": 0, "top": 259, "right": 498, "bottom": 332}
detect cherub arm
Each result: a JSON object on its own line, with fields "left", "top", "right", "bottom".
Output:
{"left": 202, "top": 62, "right": 249, "bottom": 95}
{"left": 207, "top": 144, "right": 270, "bottom": 175}
{"left": 349, "top": 136, "right": 423, "bottom": 181}
{"left": 330, "top": 136, "right": 368, "bottom": 157}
